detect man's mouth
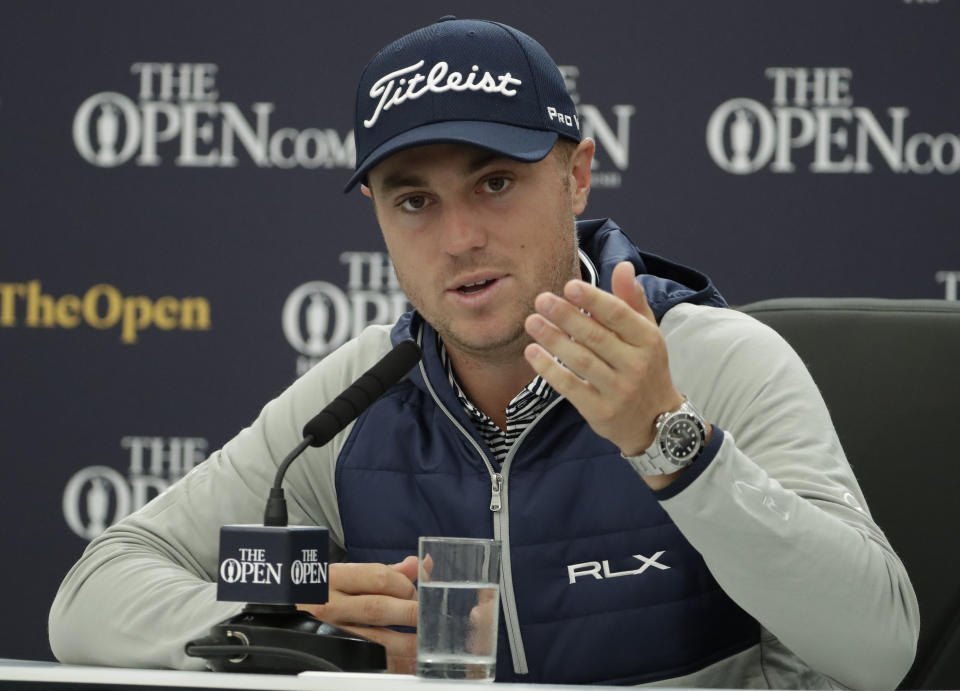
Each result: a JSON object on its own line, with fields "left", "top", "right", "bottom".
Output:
{"left": 457, "top": 279, "right": 497, "bottom": 294}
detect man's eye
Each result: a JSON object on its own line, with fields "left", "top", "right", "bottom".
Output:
{"left": 482, "top": 177, "right": 510, "bottom": 193}
{"left": 400, "top": 195, "right": 428, "bottom": 211}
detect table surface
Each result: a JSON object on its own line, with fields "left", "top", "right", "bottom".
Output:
{"left": 0, "top": 659, "right": 600, "bottom": 690}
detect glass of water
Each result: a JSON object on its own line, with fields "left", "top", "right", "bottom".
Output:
{"left": 416, "top": 536, "right": 501, "bottom": 681}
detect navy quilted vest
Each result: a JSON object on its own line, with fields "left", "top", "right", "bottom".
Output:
{"left": 334, "top": 220, "right": 759, "bottom": 684}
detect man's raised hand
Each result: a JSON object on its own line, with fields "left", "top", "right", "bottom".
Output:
{"left": 523, "top": 260, "right": 685, "bottom": 457}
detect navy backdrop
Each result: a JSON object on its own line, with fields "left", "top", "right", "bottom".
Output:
{"left": 1, "top": 0, "right": 957, "bottom": 661}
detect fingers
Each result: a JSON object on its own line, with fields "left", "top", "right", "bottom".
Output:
{"left": 331, "top": 561, "right": 417, "bottom": 599}
{"left": 523, "top": 262, "right": 660, "bottom": 380}
{"left": 557, "top": 262, "right": 656, "bottom": 345}
{"left": 467, "top": 592, "right": 497, "bottom": 656}
{"left": 389, "top": 555, "right": 420, "bottom": 585}
{"left": 328, "top": 559, "right": 419, "bottom": 674}
{"left": 419, "top": 553, "right": 435, "bottom": 583}
{"left": 543, "top": 288, "right": 636, "bottom": 352}
{"left": 296, "top": 602, "right": 325, "bottom": 619}
{"left": 525, "top": 310, "right": 618, "bottom": 388}
{"left": 610, "top": 261, "right": 657, "bottom": 324}
{"left": 523, "top": 341, "right": 600, "bottom": 408}
{"left": 539, "top": 281, "right": 652, "bottom": 351}
{"left": 476, "top": 588, "right": 497, "bottom": 605}
{"left": 306, "top": 560, "right": 419, "bottom": 629}
{"left": 314, "top": 592, "right": 419, "bottom": 628}
{"left": 523, "top": 261, "right": 682, "bottom": 454}
{"left": 337, "top": 625, "right": 417, "bottom": 675}
{"left": 525, "top": 291, "right": 653, "bottom": 378}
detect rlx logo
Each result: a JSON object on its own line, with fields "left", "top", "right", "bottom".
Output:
{"left": 567, "top": 551, "right": 670, "bottom": 584}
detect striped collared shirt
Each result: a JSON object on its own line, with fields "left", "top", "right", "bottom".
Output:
{"left": 439, "top": 249, "right": 599, "bottom": 466}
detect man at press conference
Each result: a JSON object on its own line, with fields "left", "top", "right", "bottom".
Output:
{"left": 49, "top": 17, "right": 919, "bottom": 689}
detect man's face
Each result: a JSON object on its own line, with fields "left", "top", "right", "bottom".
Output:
{"left": 364, "top": 140, "right": 592, "bottom": 362}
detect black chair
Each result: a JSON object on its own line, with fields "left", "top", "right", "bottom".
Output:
{"left": 739, "top": 297, "right": 960, "bottom": 690}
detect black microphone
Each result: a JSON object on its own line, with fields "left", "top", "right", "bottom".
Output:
{"left": 185, "top": 340, "right": 422, "bottom": 675}
{"left": 303, "top": 338, "right": 422, "bottom": 446}
{"left": 264, "top": 339, "right": 422, "bottom": 527}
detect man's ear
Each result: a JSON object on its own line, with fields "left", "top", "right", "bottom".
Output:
{"left": 569, "top": 138, "right": 594, "bottom": 215}
{"left": 360, "top": 184, "right": 372, "bottom": 199}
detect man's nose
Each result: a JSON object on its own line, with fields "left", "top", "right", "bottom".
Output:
{"left": 440, "top": 203, "right": 488, "bottom": 255}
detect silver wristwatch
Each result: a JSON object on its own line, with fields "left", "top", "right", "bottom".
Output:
{"left": 627, "top": 398, "right": 707, "bottom": 476}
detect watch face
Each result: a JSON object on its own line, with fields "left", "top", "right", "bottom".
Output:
{"left": 659, "top": 414, "right": 704, "bottom": 465}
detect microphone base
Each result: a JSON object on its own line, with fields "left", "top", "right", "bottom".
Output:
{"left": 188, "top": 604, "right": 387, "bottom": 674}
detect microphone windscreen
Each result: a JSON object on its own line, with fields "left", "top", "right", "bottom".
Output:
{"left": 302, "top": 340, "right": 421, "bottom": 446}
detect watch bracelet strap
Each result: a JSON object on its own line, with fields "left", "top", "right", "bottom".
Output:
{"left": 625, "top": 447, "right": 670, "bottom": 476}
{"left": 621, "top": 410, "right": 673, "bottom": 476}
{"left": 622, "top": 398, "right": 704, "bottom": 476}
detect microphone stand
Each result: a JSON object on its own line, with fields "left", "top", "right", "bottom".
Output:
{"left": 188, "top": 438, "right": 386, "bottom": 674}
{"left": 186, "top": 603, "right": 384, "bottom": 674}
{"left": 185, "top": 341, "right": 421, "bottom": 674}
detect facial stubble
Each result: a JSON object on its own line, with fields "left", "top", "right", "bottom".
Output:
{"left": 393, "top": 206, "right": 581, "bottom": 366}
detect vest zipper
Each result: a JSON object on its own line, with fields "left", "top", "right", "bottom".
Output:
{"left": 490, "top": 473, "right": 503, "bottom": 511}
{"left": 496, "top": 395, "right": 565, "bottom": 676}
{"left": 415, "top": 327, "right": 565, "bottom": 677}
{"left": 416, "top": 353, "right": 528, "bottom": 674}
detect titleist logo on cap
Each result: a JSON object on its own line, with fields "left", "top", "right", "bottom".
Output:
{"left": 363, "top": 59, "right": 523, "bottom": 129}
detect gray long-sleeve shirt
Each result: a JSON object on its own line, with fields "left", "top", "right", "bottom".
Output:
{"left": 49, "top": 304, "right": 920, "bottom": 688}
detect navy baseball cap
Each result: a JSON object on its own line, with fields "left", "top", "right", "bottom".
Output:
{"left": 345, "top": 17, "right": 581, "bottom": 192}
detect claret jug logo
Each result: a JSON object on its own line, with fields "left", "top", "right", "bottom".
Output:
{"left": 558, "top": 65, "right": 635, "bottom": 189}
{"left": 0, "top": 280, "right": 210, "bottom": 343}
{"left": 73, "top": 62, "right": 354, "bottom": 169}
{"left": 708, "top": 67, "right": 959, "bottom": 175}
{"left": 283, "top": 252, "right": 411, "bottom": 375}
{"left": 63, "top": 436, "right": 208, "bottom": 540}
{"left": 220, "top": 549, "right": 284, "bottom": 586}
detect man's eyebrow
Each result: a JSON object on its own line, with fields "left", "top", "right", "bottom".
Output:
{"left": 463, "top": 151, "right": 510, "bottom": 176}
{"left": 377, "top": 151, "right": 512, "bottom": 193}
{"left": 378, "top": 172, "right": 427, "bottom": 193}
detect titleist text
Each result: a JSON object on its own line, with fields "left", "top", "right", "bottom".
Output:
{"left": 364, "top": 60, "right": 523, "bottom": 128}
